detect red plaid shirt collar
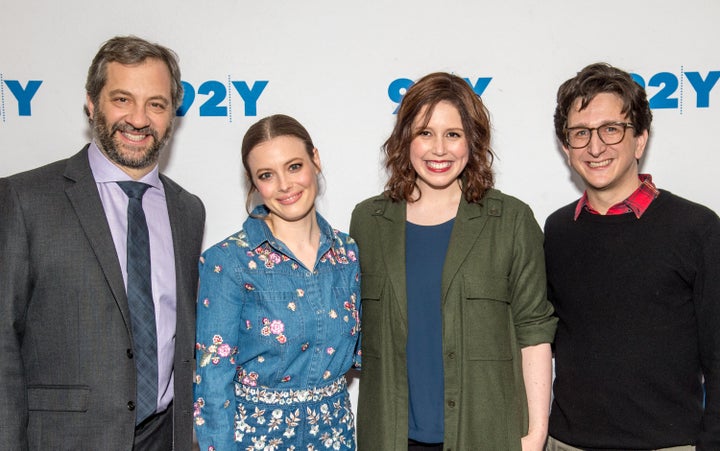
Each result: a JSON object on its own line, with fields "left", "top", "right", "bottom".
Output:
{"left": 573, "top": 174, "right": 659, "bottom": 220}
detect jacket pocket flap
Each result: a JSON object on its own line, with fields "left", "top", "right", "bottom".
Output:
{"left": 27, "top": 385, "right": 90, "bottom": 412}
{"left": 464, "top": 277, "right": 509, "bottom": 303}
{"left": 360, "top": 273, "right": 384, "bottom": 301}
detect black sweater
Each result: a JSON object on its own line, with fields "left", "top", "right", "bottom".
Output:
{"left": 545, "top": 191, "right": 720, "bottom": 450}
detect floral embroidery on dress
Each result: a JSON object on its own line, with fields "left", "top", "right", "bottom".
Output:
{"left": 197, "top": 334, "right": 238, "bottom": 368}
{"left": 228, "top": 231, "right": 250, "bottom": 248}
{"left": 261, "top": 318, "right": 288, "bottom": 344}
{"left": 254, "top": 244, "right": 291, "bottom": 269}
{"left": 193, "top": 397, "right": 206, "bottom": 426}
{"left": 232, "top": 378, "right": 355, "bottom": 449}
{"left": 194, "top": 211, "right": 360, "bottom": 450}
{"left": 238, "top": 368, "right": 260, "bottom": 387}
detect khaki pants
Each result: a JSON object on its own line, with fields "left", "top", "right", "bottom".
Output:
{"left": 546, "top": 435, "right": 695, "bottom": 451}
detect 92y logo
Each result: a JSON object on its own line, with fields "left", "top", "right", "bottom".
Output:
{"left": 388, "top": 76, "right": 492, "bottom": 113}
{"left": 631, "top": 68, "right": 720, "bottom": 112}
{"left": 177, "top": 78, "right": 268, "bottom": 119}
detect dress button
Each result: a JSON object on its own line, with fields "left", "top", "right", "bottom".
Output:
{"left": 126, "top": 349, "right": 134, "bottom": 359}
{"left": 127, "top": 401, "right": 135, "bottom": 411}
{"left": 447, "top": 352, "right": 455, "bottom": 359}
{"left": 447, "top": 400, "right": 455, "bottom": 408}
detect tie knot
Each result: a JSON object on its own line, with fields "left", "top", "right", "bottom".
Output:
{"left": 117, "top": 181, "right": 151, "bottom": 200}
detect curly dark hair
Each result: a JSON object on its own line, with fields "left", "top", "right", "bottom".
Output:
{"left": 554, "top": 62, "right": 652, "bottom": 145}
{"left": 383, "top": 72, "right": 494, "bottom": 204}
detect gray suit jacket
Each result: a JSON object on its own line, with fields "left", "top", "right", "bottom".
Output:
{"left": 0, "top": 146, "right": 205, "bottom": 450}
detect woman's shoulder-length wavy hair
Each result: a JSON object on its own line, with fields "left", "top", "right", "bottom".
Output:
{"left": 383, "top": 72, "right": 495, "bottom": 204}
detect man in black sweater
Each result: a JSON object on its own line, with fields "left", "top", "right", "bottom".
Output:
{"left": 545, "top": 63, "right": 720, "bottom": 451}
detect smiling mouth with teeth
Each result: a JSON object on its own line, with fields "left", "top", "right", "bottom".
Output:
{"left": 588, "top": 159, "right": 611, "bottom": 168}
{"left": 121, "top": 131, "right": 149, "bottom": 142}
{"left": 426, "top": 161, "right": 452, "bottom": 170}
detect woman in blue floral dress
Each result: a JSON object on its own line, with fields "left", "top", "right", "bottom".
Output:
{"left": 194, "top": 114, "right": 361, "bottom": 451}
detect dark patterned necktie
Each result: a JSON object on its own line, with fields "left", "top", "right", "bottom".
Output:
{"left": 117, "top": 181, "right": 158, "bottom": 425}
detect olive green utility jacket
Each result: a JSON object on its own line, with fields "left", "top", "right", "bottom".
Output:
{"left": 350, "top": 190, "right": 557, "bottom": 451}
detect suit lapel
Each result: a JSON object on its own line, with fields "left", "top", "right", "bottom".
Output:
{"left": 63, "top": 146, "right": 132, "bottom": 331}
{"left": 161, "top": 175, "right": 190, "bottom": 305}
{"left": 161, "top": 175, "right": 196, "bottom": 369}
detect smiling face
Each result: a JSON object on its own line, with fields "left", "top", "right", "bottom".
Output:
{"left": 247, "top": 135, "right": 321, "bottom": 226}
{"left": 86, "top": 59, "right": 174, "bottom": 179}
{"left": 563, "top": 92, "right": 648, "bottom": 210}
{"left": 409, "top": 100, "right": 469, "bottom": 196}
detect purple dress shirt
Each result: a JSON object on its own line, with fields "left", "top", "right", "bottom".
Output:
{"left": 88, "top": 142, "right": 177, "bottom": 414}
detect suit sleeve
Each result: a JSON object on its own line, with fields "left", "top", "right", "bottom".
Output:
{"left": 0, "top": 178, "right": 31, "bottom": 449}
{"left": 193, "top": 244, "right": 243, "bottom": 451}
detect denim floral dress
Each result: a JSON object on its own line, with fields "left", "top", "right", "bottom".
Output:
{"left": 194, "top": 207, "right": 361, "bottom": 451}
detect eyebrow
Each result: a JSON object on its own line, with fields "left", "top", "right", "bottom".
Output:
{"left": 566, "top": 119, "right": 627, "bottom": 128}
{"left": 107, "top": 89, "right": 170, "bottom": 105}
{"left": 254, "top": 158, "right": 305, "bottom": 173}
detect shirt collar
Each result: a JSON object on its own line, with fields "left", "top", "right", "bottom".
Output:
{"left": 88, "top": 141, "right": 162, "bottom": 189}
{"left": 574, "top": 174, "right": 659, "bottom": 220}
{"left": 243, "top": 205, "right": 340, "bottom": 258}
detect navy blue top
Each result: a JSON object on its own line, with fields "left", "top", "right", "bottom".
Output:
{"left": 406, "top": 218, "right": 454, "bottom": 443}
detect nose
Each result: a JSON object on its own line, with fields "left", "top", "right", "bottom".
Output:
{"left": 432, "top": 136, "right": 447, "bottom": 156}
{"left": 586, "top": 130, "right": 606, "bottom": 157}
{"left": 125, "top": 104, "right": 151, "bottom": 129}
{"left": 277, "top": 173, "right": 292, "bottom": 192}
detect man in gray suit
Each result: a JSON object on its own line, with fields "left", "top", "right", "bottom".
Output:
{"left": 0, "top": 36, "right": 205, "bottom": 450}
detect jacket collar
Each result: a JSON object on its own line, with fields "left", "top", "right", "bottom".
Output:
{"left": 370, "top": 191, "right": 498, "bottom": 308}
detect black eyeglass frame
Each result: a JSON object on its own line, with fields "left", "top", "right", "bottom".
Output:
{"left": 563, "top": 121, "right": 635, "bottom": 149}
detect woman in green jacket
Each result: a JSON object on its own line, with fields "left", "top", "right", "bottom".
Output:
{"left": 350, "top": 72, "right": 557, "bottom": 451}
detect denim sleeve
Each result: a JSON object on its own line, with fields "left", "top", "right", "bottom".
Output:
{"left": 352, "top": 250, "right": 362, "bottom": 370}
{"left": 193, "top": 245, "right": 243, "bottom": 450}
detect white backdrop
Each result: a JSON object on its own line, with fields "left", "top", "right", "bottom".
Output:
{"left": 2, "top": 0, "right": 719, "bottom": 428}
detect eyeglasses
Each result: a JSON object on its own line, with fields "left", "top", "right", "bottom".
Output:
{"left": 564, "top": 122, "right": 635, "bottom": 149}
